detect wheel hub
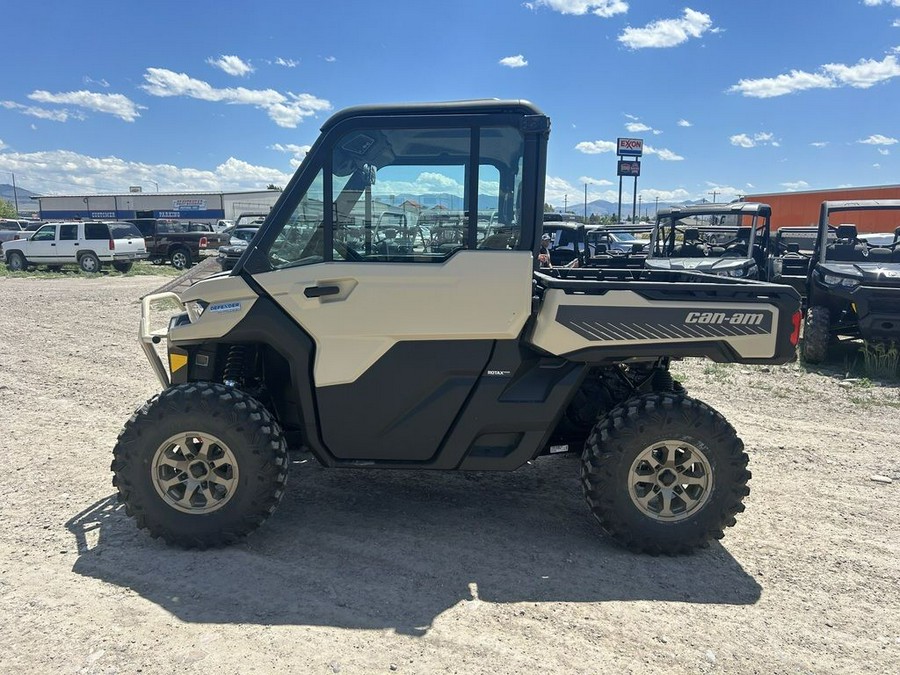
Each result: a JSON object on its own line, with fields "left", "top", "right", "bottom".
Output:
{"left": 151, "top": 432, "right": 239, "bottom": 514}
{"left": 628, "top": 440, "right": 712, "bottom": 522}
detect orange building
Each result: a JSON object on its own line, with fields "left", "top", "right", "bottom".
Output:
{"left": 742, "top": 184, "right": 900, "bottom": 232}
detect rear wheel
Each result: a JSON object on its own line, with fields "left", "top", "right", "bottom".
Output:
{"left": 79, "top": 252, "right": 101, "bottom": 273}
{"left": 6, "top": 251, "right": 26, "bottom": 272}
{"left": 112, "top": 261, "right": 134, "bottom": 273}
{"left": 111, "top": 383, "right": 289, "bottom": 548}
{"left": 170, "top": 248, "right": 192, "bottom": 270}
{"left": 802, "top": 305, "right": 831, "bottom": 364}
{"left": 581, "top": 393, "right": 750, "bottom": 555}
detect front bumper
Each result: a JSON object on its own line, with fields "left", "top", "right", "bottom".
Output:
{"left": 139, "top": 291, "right": 195, "bottom": 388}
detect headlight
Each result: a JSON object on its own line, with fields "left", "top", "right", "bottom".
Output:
{"left": 715, "top": 268, "right": 745, "bottom": 277}
{"left": 822, "top": 273, "right": 860, "bottom": 288}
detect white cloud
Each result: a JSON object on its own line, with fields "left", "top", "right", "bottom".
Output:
{"left": 894, "top": 19, "right": 900, "bottom": 27}
{"left": 625, "top": 122, "right": 651, "bottom": 132}
{"left": 640, "top": 187, "right": 692, "bottom": 202}
{"left": 728, "top": 70, "right": 834, "bottom": 98}
{"left": 1, "top": 100, "right": 82, "bottom": 122}
{"left": 579, "top": 176, "right": 613, "bottom": 186}
{"left": 729, "top": 52, "right": 900, "bottom": 97}
{"left": 141, "top": 68, "right": 331, "bottom": 128}
{"left": 645, "top": 145, "right": 684, "bottom": 161}
{"left": 863, "top": 1, "right": 900, "bottom": 6}
{"left": 530, "top": 1, "right": 629, "bottom": 18}
{"left": 730, "top": 131, "right": 778, "bottom": 148}
{"left": 575, "top": 139, "right": 617, "bottom": 154}
{"left": 618, "top": 8, "right": 715, "bottom": 49}
{"left": 811, "top": 141, "right": 829, "bottom": 147}
{"left": 26, "top": 90, "right": 143, "bottom": 122}
{"left": 781, "top": 181, "right": 810, "bottom": 191}
{"left": 271, "top": 142, "right": 312, "bottom": 168}
{"left": 324, "top": 56, "right": 337, "bottom": 63}
{"left": 677, "top": 119, "right": 692, "bottom": 127}
{"left": 575, "top": 138, "right": 682, "bottom": 160}
{"left": 83, "top": 76, "right": 109, "bottom": 88}
{"left": 0, "top": 147, "right": 294, "bottom": 195}
{"left": 822, "top": 54, "right": 900, "bottom": 87}
{"left": 207, "top": 55, "right": 254, "bottom": 77}
{"left": 499, "top": 55, "right": 528, "bottom": 68}
{"left": 0, "top": 139, "right": 5, "bottom": 150}
{"left": 879, "top": 148, "right": 891, "bottom": 155}
{"left": 703, "top": 183, "right": 744, "bottom": 201}
{"left": 874, "top": 163, "right": 881, "bottom": 168}
{"left": 275, "top": 57, "right": 299, "bottom": 68}
{"left": 859, "top": 134, "right": 898, "bottom": 145}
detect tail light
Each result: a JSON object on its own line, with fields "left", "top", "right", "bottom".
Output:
{"left": 200, "top": 236, "right": 208, "bottom": 249}
{"left": 109, "top": 238, "right": 115, "bottom": 250}
{"left": 790, "top": 310, "right": 802, "bottom": 347}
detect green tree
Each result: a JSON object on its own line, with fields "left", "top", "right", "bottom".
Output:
{"left": 543, "top": 202, "right": 554, "bottom": 212}
{"left": 266, "top": 184, "right": 283, "bottom": 191}
{"left": 0, "top": 199, "right": 18, "bottom": 218}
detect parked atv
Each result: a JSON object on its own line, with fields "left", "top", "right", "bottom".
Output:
{"left": 802, "top": 200, "right": 900, "bottom": 363}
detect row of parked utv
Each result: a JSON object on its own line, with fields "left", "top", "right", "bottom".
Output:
{"left": 542, "top": 199, "right": 900, "bottom": 363}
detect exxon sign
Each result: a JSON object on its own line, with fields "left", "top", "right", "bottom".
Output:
{"left": 617, "top": 138, "right": 644, "bottom": 157}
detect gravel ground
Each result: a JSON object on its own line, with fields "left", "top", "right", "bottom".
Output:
{"left": 0, "top": 274, "right": 898, "bottom": 674}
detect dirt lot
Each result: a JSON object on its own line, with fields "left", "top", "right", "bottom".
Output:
{"left": 1, "top": 273, "right": 898, "bottom": 674}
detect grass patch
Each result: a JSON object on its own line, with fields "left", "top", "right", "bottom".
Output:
{"left": 0, "top": 262, "right": 182, "bottom": 279}
{"left": 859, "top": 341, "right": 900, "bottom": 380}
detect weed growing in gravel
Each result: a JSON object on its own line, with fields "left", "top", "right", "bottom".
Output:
{"left": 859, "top": 342, "right": 899, "bottom": 380}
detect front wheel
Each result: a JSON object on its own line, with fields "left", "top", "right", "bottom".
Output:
{"left": 802, "top": 305, "right": 831, "bottom": 364}
{"left": 111, "top": 383, "right": 289, "bottom": 548}
{"left": 6, "top": 251, "right": 26, "bottom": 272}
{"left": 581, "top": 393, "right": 750, "bottom": 555}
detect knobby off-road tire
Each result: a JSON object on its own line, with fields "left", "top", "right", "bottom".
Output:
{"left": 111, "top": 382, "right": 288, "bottom": 548}
{"left": 581, "top": 393, "right": 750, "bottom": 555}
{"left": 802, "top": 305, "right": 831, "bottom": 364}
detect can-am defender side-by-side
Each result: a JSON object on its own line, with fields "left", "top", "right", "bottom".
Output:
{"left": 112, "top": 100, "right": 801, "bottom": 554}
{"left": 801, "top": 200, "right": 900, "bottom": 363}
{"left": 644, "top": 203, "right": 771, "bottom": 280}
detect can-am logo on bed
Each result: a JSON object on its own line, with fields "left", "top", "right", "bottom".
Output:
{"left": 685, "top": 311, "right": 765, "bottom": 326}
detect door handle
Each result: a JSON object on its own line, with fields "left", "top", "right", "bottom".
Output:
{"left": 51, "top": 243, "right": 56, "bottom": 246}
{"left": 74, "top": 243, "right": 79, "bottom": 246}
{"left": 304, "top": 285, "right": 341, "bottom": 298}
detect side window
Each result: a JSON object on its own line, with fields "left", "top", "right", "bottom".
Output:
{"left": 268, "top": 169, "right": 325, "bottom": 268}
{"left": 33, "top": 225, "right": 57, "bottom": 241}
{"left": 84, "top": 223, "right": 110, "bottom": 240}
{"left": 59, "top": 224, "right": 78, "bottom": 241}
{"left": 477, "top": 127, "right": 524, "bottom": 250}
{"left": 332, "top": 127, "right": 470, "bottom": 263}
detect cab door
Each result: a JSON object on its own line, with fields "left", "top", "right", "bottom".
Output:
{"left": 251, "top": 120, "right": 535, "bottom": 462}
{"left": 55, "top": 223, "right": 80, "bottom": 262}
{"left": 25, "top": 224, "right": 59, "bottom": 262}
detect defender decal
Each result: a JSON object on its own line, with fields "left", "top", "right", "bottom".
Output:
{"left": 208, "top": 301, "right": 242, "bottom": 314}
{"left": 555, "top": 306, "right": 774, "bottom": 342}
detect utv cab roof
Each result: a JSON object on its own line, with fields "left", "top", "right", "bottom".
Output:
{"left": 320, "top": 99, "right": 545, "bottom": 132}
{"left": 656, "top": 202, "right": 771, "bottom": 219}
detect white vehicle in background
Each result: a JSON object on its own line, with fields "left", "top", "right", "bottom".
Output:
{"left": 2, "top": 220, "right": 148, "bottom": 273}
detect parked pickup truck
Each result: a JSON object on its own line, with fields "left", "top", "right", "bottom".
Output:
{"left": 2, "top": 220, "right": 147, "bottom": 273}
{"left": 117, "top": 99, "right": 803, "bottom": 556}
{"left": 125, "top": 218, "right": 230, "bottom": 270}
{"left": 0, "top": 219, "right": 36, "bottom": 245}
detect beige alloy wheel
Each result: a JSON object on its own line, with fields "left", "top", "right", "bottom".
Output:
{"left": 627, "top": 440, "right": 712, "bottom": 522}
{"left": 151, "top": 432, "right": 240, "bottom": 514}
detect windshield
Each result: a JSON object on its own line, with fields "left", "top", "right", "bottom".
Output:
{"left": 109, "top": 222, "right": 142, "bottom": 238}
{"left": 653, "top": 213, "right": 764, "bottom": 260}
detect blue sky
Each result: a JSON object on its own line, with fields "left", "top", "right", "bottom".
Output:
{"left": 1, "top": 0, "right": 898, "bottom": 207}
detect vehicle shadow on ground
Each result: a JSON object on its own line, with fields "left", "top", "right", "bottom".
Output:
{"left": 67, "top": 456, "right": 761, "bottom": 635}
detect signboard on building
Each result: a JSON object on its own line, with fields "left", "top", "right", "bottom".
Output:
{"left": 173, "top": 198, "right": 206, "bottom": 211}
{"left": 129, "top": 186, "right": 142, "bottom": 193}
{"left": 617, "top": 138, "right": 644, "bottom": 157}
{"left": 617, "top": 160, "right": 641, "bottom": 177}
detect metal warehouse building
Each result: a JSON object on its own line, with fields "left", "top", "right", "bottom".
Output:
{"left": 31, "top": 189, "right": 283, "bottom": 224}
{"left": 742, "top": 184, "right": 900, "bottom": 232}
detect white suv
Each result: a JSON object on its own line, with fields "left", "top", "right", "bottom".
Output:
{"left": 2, "top": 221, "right": 148, "bottom": 273}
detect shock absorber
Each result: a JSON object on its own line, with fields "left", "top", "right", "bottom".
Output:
{"left": 222, "top": 345, "right": 246, "bottom": 388}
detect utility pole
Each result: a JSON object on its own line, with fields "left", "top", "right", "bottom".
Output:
{"left": 654, "top": 195, "right": 659, "bottom": 217}
{"left": 638, "top": 195, "right": 643, "bottom": 222}
{"left": 584, "top": 183, "right": 587, "bottom": 223}
{"left": 10, "top": 172, "right": 19, "bottom": 214}
{"left": 564, "top": 194, "right": 567, "bottom": 213}
{"left": 708, "top": 189, "right": 719, "bottom": 203}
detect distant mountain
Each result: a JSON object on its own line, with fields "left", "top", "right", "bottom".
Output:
{"left": 0, "top": 183, "right": 38, "bottom": 214}
{"left": 551, "top": 197, "right": 729, "bottom": 219}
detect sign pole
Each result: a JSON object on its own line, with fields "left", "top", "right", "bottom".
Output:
{"left": 632, "top": 176, "right": 638, "bottom": 223}
{"left": 617, "top": 162, "right": 623, "bottom": 223}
